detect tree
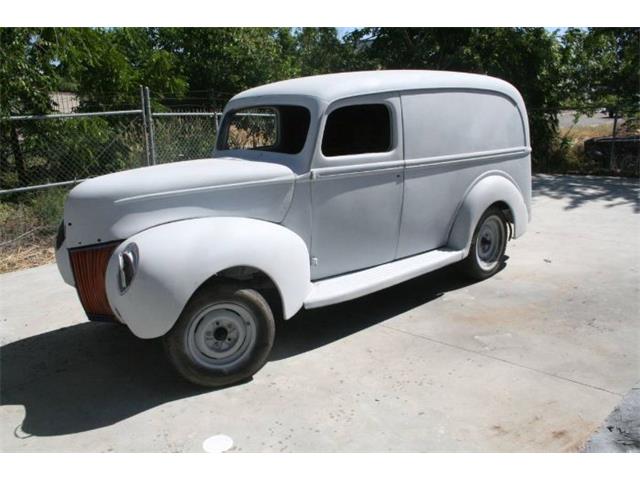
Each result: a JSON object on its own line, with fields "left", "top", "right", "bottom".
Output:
{"left": 0, "top": 28, "right": 61, "bottom": 117}
{"left": 155, "top": 28, "right": 299, "bottom": 108}
{"left": 1, "top": 28, "right": 62, "bottom": 185}
{"left": 560, "top": 28, "right": 640, "bottom": 116}
{"left": 292, "top": 28, "right": 362, "bottom": 76}
{"left": 1, "top": 28, "right": 189, "bottom": 113}
{"left": 57, "top": 28, "right": 188, "bottom": 110}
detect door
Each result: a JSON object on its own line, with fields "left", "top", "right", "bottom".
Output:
{"left": 309, "top": 94, "right": 404, "bottom": 280}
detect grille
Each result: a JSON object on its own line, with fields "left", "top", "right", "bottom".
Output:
{"left": 69, "top": 242, "right": 121, "bottom": 322}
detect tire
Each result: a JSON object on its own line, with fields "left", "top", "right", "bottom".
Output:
{"left": 163, "top": 283, "right": 275, "bottom": 388}
{"left": 461, "top": 207, "right": 508, "bottom": 280}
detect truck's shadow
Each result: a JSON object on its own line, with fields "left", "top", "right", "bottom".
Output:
{"left": 1, "top": 265, "right": 476, "bottom": 438}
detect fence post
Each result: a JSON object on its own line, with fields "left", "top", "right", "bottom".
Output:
{"left": 140, "top": 85, "right": 151, "bottom": 166}
{"left": 144, "top": 87, "right": 157, "bottom": 165}
{"left": 610, "top": 108, "right": 619, "bottom": 171}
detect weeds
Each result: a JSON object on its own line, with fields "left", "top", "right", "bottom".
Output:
{"left": 0, "top": 187, "right": 69, "bottom": 273}
{"left": 554, "top": 120, "right": 639, "bottom": 175}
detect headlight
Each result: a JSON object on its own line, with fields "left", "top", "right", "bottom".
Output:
{"left": 117, "top": 243, "right": 139, "bottom": 293}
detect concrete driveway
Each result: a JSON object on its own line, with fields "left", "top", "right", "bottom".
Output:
{"left": 1, "top": 175, "right": 638, "bottom": 452}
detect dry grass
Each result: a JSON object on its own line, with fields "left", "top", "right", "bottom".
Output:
{"left": 559, "top": 123, "right": 615, "bottom": 143}
{"left": 555, "top": 124, "right": 612, "bottom": 172}
{"left": 560, "top": 119, "right": 639, "bottom": 146}
{"left": 0, "top": 188, "right": 67, "bottom": 273}
{"left": 0, "top": 237, "right": 55, "bottom": 273}
{"left": 556, "top": 120, "right": 638, "bottom": 174}
{"left": 226, "top": 125, "right": 274, "bottom": 149}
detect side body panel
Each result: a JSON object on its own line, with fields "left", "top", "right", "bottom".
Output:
{"left": 397, "top": 89, "right": 531, "bottom": 258}
{"left": 105, "top": 217, "right": 311, "bottom": 339}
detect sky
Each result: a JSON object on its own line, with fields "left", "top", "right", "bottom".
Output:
{"left": 336, "top": 27, "right": 570, "bottom": 40}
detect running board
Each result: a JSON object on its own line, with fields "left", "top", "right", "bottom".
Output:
{"left": 304, "top": 249, "right": 465, "bottom": 309}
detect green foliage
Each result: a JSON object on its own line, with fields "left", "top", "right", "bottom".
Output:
{"left": 1, "top": 116, "right": 145, "bottom": 190}
{"left": 46, "top": 117, "right": 145, "bottom": 177}
{"left": 560, "top": 28, "right": 639, "bottom": 116}
{"left": 28, "top": 187, "right": 68, "bottom": 227}
{"left": 1, "top": 186, "right": 69, "bottom": 241}
{"left": 1, "top": 27, "right": 176, "bottom": 189}
{"left": 154, "top": 116, "right": 218, "bottom": 163}
{"left": 155, "top": 28, "right": 299, "bottom": 104}
{"left": 56, "top": 28, "right": 188, "bottom": 110}
{"left": 293, "top": 28, "right": 363, "bottom": 76}
{"left": 0, "top": 28, "right": 60, "bottom": 117}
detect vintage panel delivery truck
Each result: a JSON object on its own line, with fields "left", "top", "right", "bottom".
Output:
{"left": 56, "top": 70, "right": 531, "bottom": 386}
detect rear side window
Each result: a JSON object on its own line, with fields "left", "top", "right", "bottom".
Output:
{"left": 322, "top": 104, "right": 391, "bottom": 157}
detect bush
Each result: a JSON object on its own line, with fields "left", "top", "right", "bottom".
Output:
{"left": 28, "top": 187, "right": 67, "bottom": 227}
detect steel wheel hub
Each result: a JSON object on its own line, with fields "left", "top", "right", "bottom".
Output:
{"left": 187, "top": 302, "right": 257, "bottom": 368}
{"left": 476, "top": 215, "right": 504, "bottom": 271}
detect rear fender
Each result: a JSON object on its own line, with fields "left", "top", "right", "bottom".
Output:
{"left": 447, "top": 173, "right": 528, "bottom": 255}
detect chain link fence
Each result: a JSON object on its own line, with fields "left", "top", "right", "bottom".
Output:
{"left": 1, "top": 113, "right": 147, "bottom": 193}
{"left": 153, "top": 112, "right": 220, "bottom": 164}
{"left": 1, "top": 88, "right": 223, "bottom": 194}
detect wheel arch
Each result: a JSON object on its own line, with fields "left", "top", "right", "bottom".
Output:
{"left": 447, "top": 172, "right": 528, "bottom": 255}
{"left": 192, "top": 265, "right": 286, "bottom": 322}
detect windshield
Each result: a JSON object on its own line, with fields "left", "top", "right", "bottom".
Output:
{"left": 217, "top": 105, "right": 311, "bottom": 154}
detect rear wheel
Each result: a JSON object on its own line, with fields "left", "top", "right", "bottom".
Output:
{"left": 461, "top": 207, "right": 508, "bottom": 280}
{"left": 163, "top": 283, "right": 275, "bottom": 388}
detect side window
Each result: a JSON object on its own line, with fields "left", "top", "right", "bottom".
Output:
{"left": 218, "top": 106, "right": 311, "bottom": 154}
{"left": 224, "top": 107, "right": 278, "bottom": 150}
{"left": 321, "top": 104, "right": 391, "bottom": 157}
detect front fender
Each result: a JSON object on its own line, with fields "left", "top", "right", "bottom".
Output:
{"left": 105, "top": 217, "right": 311, "bottom": 339}
{"left": 447, "top": 173, "right": 529, "bottom": 255}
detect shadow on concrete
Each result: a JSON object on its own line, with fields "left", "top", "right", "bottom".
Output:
{"left": 0, "top": 322, "right": 204, "bottom": 439}
{"left": 271, "top": 265, "right": 478, "bottom": 360}
{"left": 0, "top": 265, "right": 475, "bottom": 438}
{"left": 533, "top": 174, "right": 639, "bottom": 213}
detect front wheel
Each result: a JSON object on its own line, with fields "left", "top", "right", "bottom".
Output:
{"left": 461, "top": 207, "right": 508, "bottom": 280}
{"left": 163, "top": 283, "right": 275, "bottom": 388}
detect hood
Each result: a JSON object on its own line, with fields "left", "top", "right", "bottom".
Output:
{"left": 63, "top": 157, "right": 295, "bottom": 248}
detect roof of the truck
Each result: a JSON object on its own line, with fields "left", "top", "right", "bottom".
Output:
{"left": 231, "top": 70, "right": 523, "bottom": 105}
